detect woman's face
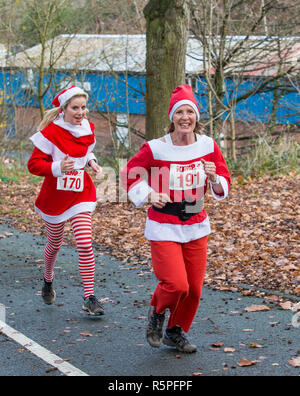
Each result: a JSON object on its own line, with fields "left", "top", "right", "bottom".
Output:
{"left": 63, "top": 96, "right": 87, "bottom": 125}
{"left": 172, "top": 104, "right": 197, "bottom": 135}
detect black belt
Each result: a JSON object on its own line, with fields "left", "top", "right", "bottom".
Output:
{"left": 152, "top": 199, "right": 204, "bottom": 221}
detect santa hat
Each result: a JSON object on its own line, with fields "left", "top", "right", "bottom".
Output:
{"left": 52, "top": 86, "right": 86, "bottom": 108}
{"left": 168, "top": 84, "right": 200, "bottom": 121}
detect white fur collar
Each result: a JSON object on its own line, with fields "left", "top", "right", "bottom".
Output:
{"left": 53, "top": 113, "right": 92, "bottom": 138}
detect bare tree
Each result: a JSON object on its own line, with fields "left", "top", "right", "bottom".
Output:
{"left": 143, "top": 0, "right": 189, "bottom": 140}
{"left": 10, "top": 0, "right": 78, "bottom": 118}
{"left": 189, "top": 0, "right": 300, "bottom": 159}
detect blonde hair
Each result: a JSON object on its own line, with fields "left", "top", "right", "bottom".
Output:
{"left": 38, "top": 92, "right": 89, "bottom": 130}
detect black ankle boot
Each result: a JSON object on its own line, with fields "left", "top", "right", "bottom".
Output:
{"left": 41, "top": 279, "right": 56, "bottom": 305}
{"left": 163, "top": 326, "right": 197, "bottom": 353}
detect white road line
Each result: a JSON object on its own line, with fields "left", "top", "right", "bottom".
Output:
{"left": 0, "top": 304, "right": 5, "bottom": 322}
{"left": 0, "top": 305, "right": 89, "bottom": 376}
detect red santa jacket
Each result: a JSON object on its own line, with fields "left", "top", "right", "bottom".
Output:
{"left": 27, "top": 117, "right": 97, "bottom": 224}
{"left": 121, "top": 133, "right": 231, "bottom": 242}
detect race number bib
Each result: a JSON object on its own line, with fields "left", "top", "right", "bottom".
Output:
{"left": 169, "top": 161, "right": 205, "bottom": 190}
{"left": 57, "top": 170, "right": 84, "bottom": 192}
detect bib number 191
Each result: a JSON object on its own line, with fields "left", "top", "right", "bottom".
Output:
{"left": 169, "top": 161, "right": 205, "bottom": 190}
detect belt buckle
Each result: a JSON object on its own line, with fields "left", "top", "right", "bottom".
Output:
{"left": 179, "top": 198, "right": 204, "bottom": 221}
{"left": 179, "top": 199, "right": 194, "bottom": 221}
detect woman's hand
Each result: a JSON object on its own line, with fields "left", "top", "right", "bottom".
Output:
{"left": 88, "top": 159, "right": 102, "bottom": 175}
{"left": 150, "top": 191, "right": 171, "bottom": 209}
{"left": 61, "top": 155, "right": 75, "bottom": 173}
{"left": 201, "top": 159, "right": 224, "bottom": 195}
{"left": 201, "top": 159, "right": 217, "bottom": 183}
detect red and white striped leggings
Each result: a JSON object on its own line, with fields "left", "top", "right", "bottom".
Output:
{"left": 43, "top": 212, "right": 95, "bottom": 299}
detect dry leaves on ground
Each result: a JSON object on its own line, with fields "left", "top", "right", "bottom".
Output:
{"left": 0, "top": 172, "right": 299, "bottom": 298}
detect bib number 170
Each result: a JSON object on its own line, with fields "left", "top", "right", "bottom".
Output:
{"left": 57, "top": 170, "right": 84, "bottom": 192}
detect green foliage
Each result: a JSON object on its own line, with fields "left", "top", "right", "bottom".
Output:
{"left": 227, "top": 135, "right": 300, "bottom": 180}
{"left": 0, "top": 158, "right": 39, "bottom": 184}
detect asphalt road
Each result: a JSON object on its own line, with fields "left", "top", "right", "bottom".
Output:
{"left": 0, "top": 222, "right": 299, "bottom": 379}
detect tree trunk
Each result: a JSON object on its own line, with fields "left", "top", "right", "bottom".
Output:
{"left": 229, "top": 109, "right": 236, "bottom": 161}
{"left": 38, "top": 43, "right": 46, "bottom": 119}
{"left": 143, "top": 0, "right": 189, "bottom": 140}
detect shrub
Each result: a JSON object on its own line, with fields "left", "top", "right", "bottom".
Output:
{"left": 227, "top": 135, "right": 299, "bottom": 179}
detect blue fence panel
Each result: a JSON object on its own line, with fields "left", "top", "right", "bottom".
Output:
{"left": 195, "top": 77, "right": 299, "bottom": 125}
{"left": 0, "top": 70, "right": 298, "bottom": 125}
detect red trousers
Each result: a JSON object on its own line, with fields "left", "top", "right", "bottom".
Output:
{"left": 150, "top": 236, "right": 207, "bottom": 333}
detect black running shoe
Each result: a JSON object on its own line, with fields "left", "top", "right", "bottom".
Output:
{"left": 146, "top": 306, "right": 165, "bottom": 348}
{"left": 163, "top": 326, "right": 197, "bottom": 353}
{"left": 82, "top": 295, "right": 104, "bottom": 316}
{"left": 42, "top": 279, "right": 56, "bottom": 305}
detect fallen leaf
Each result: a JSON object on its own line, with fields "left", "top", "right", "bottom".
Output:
{"left": 279, "top": 301, "right": 293, "bottom": 310}
{"left": 249, "top": 342, "right": 263, "bottom": 348}
{"left": 80, "top": 331, "right": 94, "bottom": 337}
{"left": 238, "top": 357, "right": 257, "bottom": 367}
{"left": 289, "top": 357, "right": 300, "bottom": 368}
{"left": 45, "top": 367, "right": 58, "bottom": 373}
{"left": 224, "top": 347, "right": 236, "bottom": 353}
{"left": 211, "top": 342, "right": 224, "bottom": 348}
{"left": 244, "top": 305, "right": 270, "bottom": 312}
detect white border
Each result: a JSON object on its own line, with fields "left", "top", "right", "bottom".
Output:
{"left": 58, "top": 87, "right": 86, "bottom": 107}
{"left": 169, "top": 99, "right": 200, "bottom": 121}
{"left": 34, "top": 201, "right": 97, "bottom": 224}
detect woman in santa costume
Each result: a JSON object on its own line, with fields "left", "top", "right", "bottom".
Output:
{"left": 27, "top": 86, "right": 105, "bottom": 316}
{"left": 121, "top": 84, "right": 231, "bottom": 352}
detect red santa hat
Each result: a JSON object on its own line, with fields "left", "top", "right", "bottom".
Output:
{"left": 168, "top": 84, "right": 200, "bottom": 121}
{"left": 52, "top": 86, "right": 86, "bottom": 108}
